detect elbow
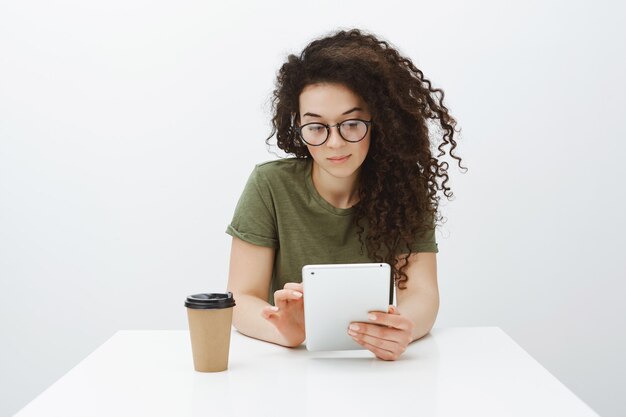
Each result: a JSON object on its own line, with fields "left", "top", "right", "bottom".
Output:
{"left": 412, "top": 326, "right": 433, "bottom": 343}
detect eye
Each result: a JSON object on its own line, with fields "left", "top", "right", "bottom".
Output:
{"left": 305, "top": 124, "right": 324, "bottom": 132}
{"left": 342, "top": 120, "right": 363, "bottom": 130}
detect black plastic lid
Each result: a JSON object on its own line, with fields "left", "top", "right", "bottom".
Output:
{"left": 184, "top": 292, "right": 236, "bottom": 309}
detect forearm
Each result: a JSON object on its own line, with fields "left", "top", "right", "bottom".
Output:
{"left": 397, "top": 289, "right": 439, "bottom": 342}
{"left": 231, "top": 293, "right": 292, "bottom": 347}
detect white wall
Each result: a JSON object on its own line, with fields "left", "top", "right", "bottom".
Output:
{"left": 1, "top": 0, "right": 624, "bottom": 416}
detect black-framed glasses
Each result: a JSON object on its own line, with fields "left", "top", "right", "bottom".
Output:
{"left": 294, "top": 118, "right": 373, "bottom": 146}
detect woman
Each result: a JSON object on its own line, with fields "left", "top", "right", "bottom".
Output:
{"left": 226, "top": 28, "right": 466, "bottom": 361}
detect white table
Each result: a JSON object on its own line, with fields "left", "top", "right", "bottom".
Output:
{"left": 13, "top": 327, "right": 599, "bottom": 417}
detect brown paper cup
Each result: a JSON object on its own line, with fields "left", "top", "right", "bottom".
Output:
{"left": 185, "top": 293, "right": 236, "bottom": 372}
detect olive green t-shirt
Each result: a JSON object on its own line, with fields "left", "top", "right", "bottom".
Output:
{"left": 225, "top": 157, "right": 438, "bottom": 305}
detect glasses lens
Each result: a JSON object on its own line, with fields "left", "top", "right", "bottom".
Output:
{"left": 300, "top": 123, "right": 327, "bottom": 145}
{"left": 339, "top": 120, "right": 368, "bottom": 142}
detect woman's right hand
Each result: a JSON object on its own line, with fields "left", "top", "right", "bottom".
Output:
{"left": 261, "top": 282, "right": 305, "bottom": 347}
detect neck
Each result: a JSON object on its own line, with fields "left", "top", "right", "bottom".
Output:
{"left": 311, "top": 161, "right": 360, "bottom": 209}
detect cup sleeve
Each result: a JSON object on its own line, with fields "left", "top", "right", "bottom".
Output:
{"left": 225, "top": 167, "right": 279, "bottom": 248}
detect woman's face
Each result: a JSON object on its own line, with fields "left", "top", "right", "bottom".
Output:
{"left": 298, "top": 82, "right": 371, "bottom": 180}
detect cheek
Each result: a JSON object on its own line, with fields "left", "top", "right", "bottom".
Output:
{"left": 307, "top": 145, "right": 323, "bottom": 160}
{"left": 358, "top": 137, "right": 371, "bottom": 157}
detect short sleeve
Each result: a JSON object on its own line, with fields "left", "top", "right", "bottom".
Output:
{"left": 398, "top": 212, "right": 439, "bottom": 254}
{"left": 225, "top": 166, "right": 279, "bottom": 248}
{"left": 406, "top": 226, "right": 438, "bottom": 253}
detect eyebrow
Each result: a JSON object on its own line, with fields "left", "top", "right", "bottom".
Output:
{"left": 302, "top": 107, "right": 363, "bottom": 119}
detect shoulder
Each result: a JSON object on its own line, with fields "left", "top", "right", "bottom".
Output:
{"left": 253, "top": 157, "right": 309, "bottom": 184}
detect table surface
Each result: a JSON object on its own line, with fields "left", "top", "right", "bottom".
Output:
{"left": 13, "top": 327, "right": 599, "bottom": 417}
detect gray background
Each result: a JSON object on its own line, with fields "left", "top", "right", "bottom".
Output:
{"left": 1, "top": 0, "right": 624, "bottom": 416}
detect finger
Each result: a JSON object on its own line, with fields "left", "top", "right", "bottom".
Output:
{"left": 262, "top": 312, "right": 280, "bottom": 327}
{"left": 283, "top": 282, "right": 304, "bottom": 293}
{"left": 261, "top": 310, "right": 276, "bottom": 320}
{"left": 352, "top": 337, "right": 400, "bottom": 361}
{"left": 350, "top": 330, "right": 405, "bottom": 353}
{"left": 387, "top": 305, "right": 400, "bottom": 315}
{"left": 274, "top": 289, "right": 303, "bottom": 311}
{"left": 366, "top": 310, "right": 410, "bottom": 331}
{"left": 261, "top": 306, "right": 279, "bottom": 319}
{"left": 348, "top": 322, "right": 409, "bottom": 345}
{"left": 274, "top": 288, "right": 303, "bottom": 302}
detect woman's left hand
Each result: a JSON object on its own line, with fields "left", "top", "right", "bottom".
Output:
{"left": 348, "top": 305, "right": 414, "bottom": 361}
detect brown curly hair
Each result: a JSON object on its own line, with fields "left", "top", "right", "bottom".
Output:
{"left": 264, "top": 28, "right": 467, "bottom": 289}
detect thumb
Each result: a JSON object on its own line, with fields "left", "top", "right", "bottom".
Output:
{"left": 388, "top": 305, "right": 400, "bottom": 315}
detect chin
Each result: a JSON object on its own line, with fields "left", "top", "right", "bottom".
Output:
{"left": 324, "top": 162, "right": 361, "bottom": 177}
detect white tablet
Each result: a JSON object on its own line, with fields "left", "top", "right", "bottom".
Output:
{"left": 302, "top": 262, "right": 393, "bottom": 351}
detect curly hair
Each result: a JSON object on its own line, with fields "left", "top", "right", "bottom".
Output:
{"left": 264, "top": 28, "right": 467, "bottom": 290}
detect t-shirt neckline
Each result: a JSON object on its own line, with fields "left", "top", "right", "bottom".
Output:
{"left": 304, "top": 158, "right": 356, "bottom": 216}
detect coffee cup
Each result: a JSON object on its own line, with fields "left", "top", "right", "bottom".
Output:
{"left": 185, "top": 292, "right": 236, "bottom": 372}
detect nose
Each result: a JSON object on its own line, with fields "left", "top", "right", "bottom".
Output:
{"left": 325, "top": 125, "right": 345, "bottom": 149}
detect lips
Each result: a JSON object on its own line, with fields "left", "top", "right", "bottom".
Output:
{"left": 327, "top": 155, "right": 351, "bottom": 161}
